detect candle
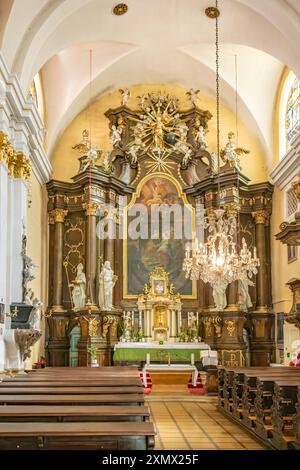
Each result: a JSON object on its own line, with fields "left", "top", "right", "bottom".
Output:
{"left": 146, "top": 353, "right": 150, "bottom": 365}
{"left": 196, "top": 311, "right": 199, "bottom": 328}
{"left": 132, "top": 311, "right": 134, "bottom": 328}
{"left": 139, "top": 311, "right": 142, "bottom": 328}
{"left": 191, "top": 353, "right": 195, "bottom": 365}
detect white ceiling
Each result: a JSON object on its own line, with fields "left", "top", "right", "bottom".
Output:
{"left": 1, "top": 0, "right": 300, "bottom": 167}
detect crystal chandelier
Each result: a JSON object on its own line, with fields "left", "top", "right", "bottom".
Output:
{"left": 183, "top": 1, "right": 260, "bottom": 288}
{"left": 183, "top": 208, "right": 260, "bottom": 284}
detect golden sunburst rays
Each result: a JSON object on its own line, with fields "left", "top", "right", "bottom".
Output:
{"left": 127, "top": 92, "right": 185, "bottom": 154}
{"left": 145, "top": 148, "right": 176, "bottom": 175}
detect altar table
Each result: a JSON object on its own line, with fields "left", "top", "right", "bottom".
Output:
{"left": 113, "top": 342, "right": 210, "bottom": 363}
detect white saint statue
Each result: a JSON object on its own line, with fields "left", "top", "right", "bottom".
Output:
{"left": 110, "top": 124, "right": 122, "bottom": 147}
{"left": 69, "top": 263, "right": 86, "bottom": 311}
{"left": 238, "top": 276, "right": 254, "bottom": 312}
{"left": 212, "top": 279, "right": 228, "bottom": 311}
{"left": 98, "top": 261, "right": 118, "bottom": 310}
{"left": 119, "top": 88, "right": 130, "bottom": 106}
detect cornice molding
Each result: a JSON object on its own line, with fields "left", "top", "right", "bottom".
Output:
{"left": 0, "top": 52, "right": 51, "bottom": 184}
{"left": 270, "top": 134, "right": 300, "bottom": 189}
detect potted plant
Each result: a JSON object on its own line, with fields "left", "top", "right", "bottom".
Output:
{"left": 136, "top": 329, "right": 145, "bottom": 342}
{"left": 178, "top": 331, "right": 187, "bottom": 343}
{"left": 87, "top": 345, "right": 99, "bottom": 367}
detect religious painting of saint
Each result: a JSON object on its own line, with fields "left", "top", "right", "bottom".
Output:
{"left": 125, "top": 175, "right": 195, "bottom": 297}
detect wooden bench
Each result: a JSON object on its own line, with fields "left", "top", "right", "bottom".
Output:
{"left": 0, "top": 421, "right": 155, "bottom": 450}
{"left": 0, "top": 386, "right": 143, "bottom": 395}
{"left": 0, "top": 405, "right": 150, "bottom": 422}
{"left": 217, "top": 366, "right": 300, "bottom": 450}
{"left": 0, "top": 394, "right": 145, "bottom": 406}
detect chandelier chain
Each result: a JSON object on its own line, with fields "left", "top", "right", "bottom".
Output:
{"left": 215, "top": 0, "right": 221, "bottom": 199}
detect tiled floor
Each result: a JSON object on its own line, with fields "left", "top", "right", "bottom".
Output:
{"left": 148, "top": 400, "right": 265, "bottom": 450}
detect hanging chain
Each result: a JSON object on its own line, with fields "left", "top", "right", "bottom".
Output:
{"left": 215, "top": 0, "right": 221, "bottom": 199}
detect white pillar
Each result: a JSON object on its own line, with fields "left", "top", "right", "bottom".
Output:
{"left": 171, "top": 310, "right": 176, "bottom": 337}
{"left": 0, "top": 163, "right": 8, "bottom": 308}
{"left": 11, "top": 178, "right": 27, "bottom": 303}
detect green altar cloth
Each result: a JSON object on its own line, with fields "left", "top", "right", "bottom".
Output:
{"left": 113, "top": 347, "right": 205, "bottom": 363}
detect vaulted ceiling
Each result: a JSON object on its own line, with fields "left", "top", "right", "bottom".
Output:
{"left": 1, "top": 0, "right": 300, "bottom": 166}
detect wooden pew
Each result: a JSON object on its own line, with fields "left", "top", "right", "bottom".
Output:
{"left": 217, "top": 366, "right": 300, "bottom": 450}
{"left": 0, "top": 405, "right": 150, "bottom": 422}
{"left": 0, "top": 379, "right": 142, "bottom": 387}
{"left": 270, "top": 379, "right": 300, "bottom": 450}
{"left": 0, "top": 394, "right": 145, "bottom": 406}
{"left": 0, "top": 386, "right": 143, "bottom": 395}
{"left": 0, "top": 421, "right": 155, "bottom": 450}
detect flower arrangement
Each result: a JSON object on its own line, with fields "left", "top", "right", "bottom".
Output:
{"left": 158, "top": 340, "right": 164, "bottom": 345}
{"left": 87, "top": 346, "right": 98, "bottom": 359}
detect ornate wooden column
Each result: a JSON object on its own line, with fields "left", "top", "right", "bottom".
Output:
{"left": 250, "top": 210, "right": 274, "bottom": 365}
{"left": 47, "top": 208, "right": 69, "bottom": 366}
{"left": 50, "top": 208, "right": 68, "bottom": 310}
{"left": 83, "top": 202, "right": 99, "bottom": 306}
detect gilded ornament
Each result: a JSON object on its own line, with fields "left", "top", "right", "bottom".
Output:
{"left": 225, "top": 319, "right": 236, "bottom": 337}
{"left": 205, "top": 6, "right": 220, "bottom": 19}
{"left": 50, "top": 208, "right": 68, "bottom": 223}
{"left": 83, "top": 202, "right": 99, "bottom": 216}
{"left": 252, "top": 210, "right": 269, "bottom": 225}
{"left": 113, "top": 3, "right": 128, "bottom": 16}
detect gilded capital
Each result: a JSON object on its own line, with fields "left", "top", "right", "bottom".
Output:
{"left": 49, "top": 208, "right": 68, "bottom": 223}
{"left": 252, "top": 210, "right": 269, "bottom": 224}
{"left": 13, "top": 152, "right": 31, "bottom": 180}
{"left": 0, "top": 133, "right": 31, "bottom": 180}
{"left": 83, "top": 202, "right": 99, "bottom": 216}
{"left": 225, "top": 203, "right": 240, "bottom": 218}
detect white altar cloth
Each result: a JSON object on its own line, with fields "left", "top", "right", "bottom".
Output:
{"left": 142, "top": 363, "right": 198, "bottom": 387}
{"left": 114, "top": 341, "right": 210, "bottom": 350}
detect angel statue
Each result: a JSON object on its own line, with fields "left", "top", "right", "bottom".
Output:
{"left": 195, "top": 125, "right": 208, "bottom": 150}
{"left": 137, "top": 94, "right": 148, "bottom": 110}
{"left": 221, "top": 132, "right": 249, "bottom": 171}
{"left": 119, "top": 88, "right": 130, "bottom": 106}
{"left": 80, "top": 147, "right": 102, "bottom": 172}
{"left": 186, "top": 88, "right": 200, "bottom": 107}
{"left": 110, "top": 124, "right": 122, "bottom": 147}
{"left": 126, "top": 145, "right": 139, "bottom": 166}
{"left": 69, "top": 263, "right": 86, "bottom": 312}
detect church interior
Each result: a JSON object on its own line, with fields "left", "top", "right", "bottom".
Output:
{"left": 0, "top": 0, "right": 300, "bottom": 452}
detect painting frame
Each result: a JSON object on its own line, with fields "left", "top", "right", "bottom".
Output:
{"left": 123, "top": 172, "right": 197, "bottom": 299}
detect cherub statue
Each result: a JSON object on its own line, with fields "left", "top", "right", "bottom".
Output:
{"left": 143, "top": 284, "right": 149, "bottom": 295}
{"left": 126, "top": 145, "right": 139, "bottom": 166}
{"left": 195, "top": 125, "right": 208, "bottom": 150}
{"left": 221, "top": 132, "right": 249, "bottom": 170}
{"left": 186, "top": 89, "right": 200, "bottom": 107}
{"left": 181, "top": 146, "right": 193, "bottom": 168}
{"left": 80, "top": 147, "right": 102, "bottom": 172}
{"left": 119, "top": 88, "right": 130, "bottom": 106}
{"left": 110, "top": 124, "right": 122, "bottom": 147}
{"left": 137, "top": 94, "right": 148, "bottom": 109}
